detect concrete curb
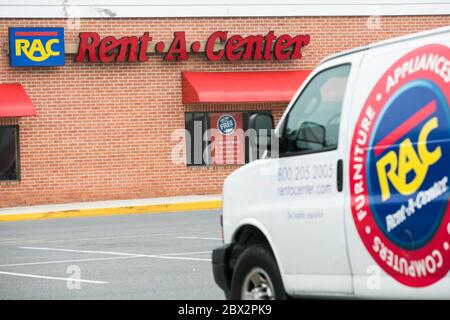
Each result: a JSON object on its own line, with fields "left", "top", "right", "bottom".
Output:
{"left": 0, "top": 198, "right": 222, "bottom": 223}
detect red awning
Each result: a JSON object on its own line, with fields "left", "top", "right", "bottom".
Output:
{"left": 0, "top": 84, "right": 36, "bottom": 117}
{"left": 182, "top": 70, "right": 311, "bottom": 104}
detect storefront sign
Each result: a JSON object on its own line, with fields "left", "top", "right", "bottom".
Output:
{"left": 9, "top": 27, "right": 65, "bottom": 67}
{"left": 74, "top": 31, "right": 310, "bottom": 63}
{"left": 210, "top": 113, "right": 245, "bottom": 165}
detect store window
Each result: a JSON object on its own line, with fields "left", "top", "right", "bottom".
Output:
{"left": 185, "top": 111, "right": 271, "bottom": 166}
{"left": 0, "top": 126, "right": 19, "bottom": 181}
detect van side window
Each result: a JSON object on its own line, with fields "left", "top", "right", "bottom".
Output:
{"left": 280, "top": 64, "right": 351, "bottom": 156}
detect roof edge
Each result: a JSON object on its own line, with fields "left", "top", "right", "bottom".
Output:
{"left": 1, "top": 3, "right": 450, "bottom": 18}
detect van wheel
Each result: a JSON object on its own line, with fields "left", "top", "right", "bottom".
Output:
{"left": 230, "top": 245, "right": 286, "bottom": 300}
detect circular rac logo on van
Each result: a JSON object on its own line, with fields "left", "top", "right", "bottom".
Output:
{"left": 217, "top": 114, "right": 237, "bottom": 135}
{"left": 349, "top": 44, "right": 450, "bottom": 287}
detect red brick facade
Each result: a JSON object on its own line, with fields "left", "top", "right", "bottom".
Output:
{"left": 1, "top": 16, "right": 450, "bottom": 207}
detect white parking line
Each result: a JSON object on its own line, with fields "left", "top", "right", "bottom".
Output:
{"left": 0, "top": 255, "right": 139, "bottom": 268}
{"left": 177, "top": 236, "right": 222, "bottom": 240}
{"left": 0, "top": 239, "right": 47, "bottom": 246}
{"left": 0, "top": 231, "right": 218, "bottom": 246}
{"left": 20, "top": 246, "right": 211, "bottom": 261}
{"left": 0, "top": 271, "right": 108, "bottom": 284}
{"left": 162, "top": 251, "right": 211, "bottom": 256}
{"left": 0, "top": 238, "right": 19, "bottom": 242}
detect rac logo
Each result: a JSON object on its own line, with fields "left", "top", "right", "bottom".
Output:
{"left": 375, "top": 100, "right": 442, "bottom": 201}
{"left": 15, "top": 38, "right": 60, "bottom": 62}
{"left": 9, "top": 28, "right": 65, "bottom": 67}
{"left": 350, "top": 44, "right": 450, "bottom": 288}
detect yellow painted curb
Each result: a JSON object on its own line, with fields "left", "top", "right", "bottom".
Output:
{"left": 0, "top": 200, "right": 222, "bottom": 222}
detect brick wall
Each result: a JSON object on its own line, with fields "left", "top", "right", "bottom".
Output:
{"left": 1, "top": 16, "right": 449, "bottom": 207}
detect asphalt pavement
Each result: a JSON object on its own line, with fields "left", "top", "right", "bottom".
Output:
{"left": 0, "top": 210, "right": 225, "bottom": 299}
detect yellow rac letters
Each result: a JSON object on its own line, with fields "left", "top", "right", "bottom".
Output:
{"left": 15, "top": 38, "right": 60, "bottom": 62}
{"left": 376, "top": 117, "right": 442, "bottom": 201}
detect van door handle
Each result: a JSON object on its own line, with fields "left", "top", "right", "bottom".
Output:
{"left": 337, "top": 159, "right": 343, "bottom": 192}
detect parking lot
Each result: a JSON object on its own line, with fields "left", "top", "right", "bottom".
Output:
{"left": 0, "top": 210, "right": 225, "bottom": 299}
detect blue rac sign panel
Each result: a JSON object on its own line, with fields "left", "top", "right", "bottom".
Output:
{"left": 9, "top": 28, "right": 65, "bottom": 67}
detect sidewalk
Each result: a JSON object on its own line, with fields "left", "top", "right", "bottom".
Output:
{"left": 0, "top": 194, "right": 222, "bottom": 222}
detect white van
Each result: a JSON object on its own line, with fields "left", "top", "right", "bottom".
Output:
{"left": 212, "top": 26, "right": 450, "bottom": 299}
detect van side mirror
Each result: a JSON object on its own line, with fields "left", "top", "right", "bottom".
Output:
{"left": 249, "top": 113, "right": 274, "bottom": 158}
{"left": 296, "top": 121, "right": 326, "bottom": 148}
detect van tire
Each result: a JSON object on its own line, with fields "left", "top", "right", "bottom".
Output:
{"left": 230, "top": 245, "right": 287, "bottom": 300}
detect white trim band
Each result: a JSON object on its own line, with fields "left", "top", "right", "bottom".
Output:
{"left": 0, "top": 1, "right": 449, "bottom": 18}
